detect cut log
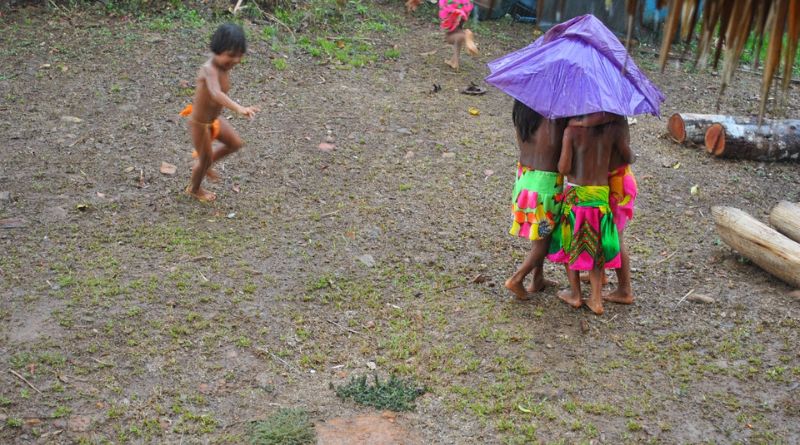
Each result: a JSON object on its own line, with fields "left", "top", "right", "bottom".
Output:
{"left": 667, "top": 113, "right": 758, "bottom": 145}
{"left": 769, "top": 201, "right": 800, "bottom": 244}
{"left": 712, "top": 206, "right": 800, "bottom": 288}
{"left": 704, "top": 119, "right": 800, "bottom": 161}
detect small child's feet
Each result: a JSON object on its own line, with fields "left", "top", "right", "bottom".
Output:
{"left": 444, "top": 57, "right": 459, "bottom": 71}
{"left": 558, "top": 289, "right": 583, "bottom": 308}
{"left": 585, "top": 297, "right": 605, "bottom": 315}
{"left": 526, "top": 278, "right": 557, "bottom": 294}
{"left": 504, "top": 279, "right": 531, "bottom": 301}
{"left": 185, "top": 185, "right": 216, "bottom": 202}
{"left": 603, "top": 288, "right": 635, "bottom": 305}
{"left": 464, "top": 29, "right": 479, "bottom": 56}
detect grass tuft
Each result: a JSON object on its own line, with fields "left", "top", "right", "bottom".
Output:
{"left": 249, "top": 408, "right": 315, "bottom": 445}
{"left": 333, "top": 374, "right": 424, "bottom": 411}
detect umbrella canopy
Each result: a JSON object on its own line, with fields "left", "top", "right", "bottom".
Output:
{"left": 485, "top": 14, "right": 665, "bottom": 119}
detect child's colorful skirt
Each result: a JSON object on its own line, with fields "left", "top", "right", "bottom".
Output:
{"left": 608, "top": 164, "right": 637, "bottom": 232}
{"left": 547, "top": 184, "right": 621, "bottom": 270}
{"left": 439, "top": 0, "right": 473, "bottom": 32}
{"left": 509, "top": 165, "right": 564, "bottom": 241}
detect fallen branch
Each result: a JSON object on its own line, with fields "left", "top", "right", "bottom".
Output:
{"left": 255, "top": 348, "right": 299, "bottom": 373}
{"left": 674, "top": 289, "right": 695, "bottom": 308}
{"left": 8, "top": 369, "right": 42, "bottom": 394}
{"left": 326, "top": 318, "right": 363, "bottom": 335}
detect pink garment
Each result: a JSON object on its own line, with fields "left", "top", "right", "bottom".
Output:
{"left": 439, "top": 0, "right": 473, "bottom": 31}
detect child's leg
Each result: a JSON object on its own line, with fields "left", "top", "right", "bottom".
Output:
{"left": 187, "top": 123, "right": 216, "bottom": 202}
{"left": 211, "top": 116, "right": 243, "bottom": 163}
{"left": 444, "top": 30, "right": 464, "bottom": 70}
{"left": 585, "top": 267, "right": 605, "bottom": 315}
{"left": 604, "top": 235, "right": 634, "bottom": 304}
{"left": 558, "top": 265, "right": 583, "bottom": 308}
{"left": 505, "top": 237, "right": 549, "bottom": 300}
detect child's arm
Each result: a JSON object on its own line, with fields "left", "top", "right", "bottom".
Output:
{"left": 558, "top": 127, "right": 574, "bottom": 176}
{"left": 615, "top": 122, "right": 634, "bottom": 165}
{"left": 568, "top": 112, "right": 622, "bottom": 128}
{"left": 203, "top": 66, "right": 260, "bottom": 118}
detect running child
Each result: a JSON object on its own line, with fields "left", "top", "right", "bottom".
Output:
{"left": 182, "top": 23, "right": 260, "bottom": 202}
{"left": 406, "top": 0, "right": 479, "bottom": 70}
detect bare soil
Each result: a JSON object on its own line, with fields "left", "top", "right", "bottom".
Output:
{"left": 1, "top": 2, "right": 799, "bottom": 444}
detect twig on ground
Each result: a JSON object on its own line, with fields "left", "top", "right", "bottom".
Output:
{"left": 8, "top": 369, "right": 42, "bottom": 394}
{"left": 653, "top": 251, "right": 678, "bottom": 265}
{"left": 674, "top": 289, "right": 695, "bottom": 308}
{"left": 599, "top": 314, "right": 618, "bottom": 324}
{"left": 326, "top": 318, "right": 363, "bottom": 335}
{"left": 264, "top": 12, "right": 296, "bottom": 41}
{"left": 91, "top": 357, "right": 113, "bottom": 367}
{"left": 256, "top": 348, "right": 299, "bottom": 373}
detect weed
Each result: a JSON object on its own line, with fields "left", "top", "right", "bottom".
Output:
{"left": 334, "top": 374, "right": 425, "bottom": 411}
{"left": 249, "top": 408, "right": 315, "bottom": 445}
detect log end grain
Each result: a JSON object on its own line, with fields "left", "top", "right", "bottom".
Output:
{"left": 668, "top": 113, "right": 687, "bottom": 143}
{"left": 705, "top": 123, "right": 726, "bottom": 156}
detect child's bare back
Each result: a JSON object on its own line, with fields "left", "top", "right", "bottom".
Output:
{"left": 560, "top": 119, "right": 628, "bottom": 184}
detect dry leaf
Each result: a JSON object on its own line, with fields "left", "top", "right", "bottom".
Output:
{"left": 159, "top": 162, "right": 177, "bottom": 175}
{"left": 470, "top": 273, "right": 487, "bottom": 284}
{"left": 468, "top": 107, "right": 480, "bottom": 116}
{"left": 124, "top": 166, "right": 135, "bottom": 173}
{"left": 232, "top": 183, "right": 241, "bottom": 193}
{"left": 60, "top": 115, "right": 82, "bottom": 123}
{"left": 318, "top": 142, "right": 335, "bottom": 152}
{"left": 690, "top": 185, "right": 699, "bottom": 195}
{"left": 484, "top": 169, "right": 494, "bottom": 177}
{"left": 687, "top": 293, "right": 715, "bottom": 304}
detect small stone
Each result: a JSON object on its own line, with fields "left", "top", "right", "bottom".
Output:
{"left": 404, "top": 151, "right": 415, "bottom": 159}
{"left": 60, "top": 115, "right": 82, "bottom": 123}
{"left": 198, "top": 383, "right": 210, "bottom": 394}
{"left": 318, "top": 142, "right": 335, "bottom": 152}
{"left": 442, "top": 152, "right": 455, "bottom": 159}
{"left": 358, "top": 254, "right": 376, "bottom": 268}
{"left": 367, "top": 361, "right": 377, "bottom": 370}
{"left": 325, "top": 135, "right": 336, "bottom": 143}
{"left": 159, "top": 162, "right": 177, "bottom": 175}
{"left": 396, "top": 127, "right": 412, "bottom": 135}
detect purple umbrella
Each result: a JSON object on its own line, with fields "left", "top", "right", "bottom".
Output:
{"left": 485, "top": 14, "right": 665, "bottom": 119}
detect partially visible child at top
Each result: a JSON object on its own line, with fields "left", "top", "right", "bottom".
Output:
{"left": 406, "top": 0, "right": 478, "bottom": 70}
{"left": 181, "top": 23, "right": 260, "bottom": 202}
{"left": 548, "top": 114, "right": 630, "bottom": 314}
{"left": 569, "top": 113, "right": 637, "bottom": 305}
{"left": 504, "top": 100, "right": 566, "bottom": 300}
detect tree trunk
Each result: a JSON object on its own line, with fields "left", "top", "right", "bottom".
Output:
{"left": 769, "top": 201, "right": 800, "bottom": 244}
{"left": 712, "top": 206, "right": 800, "bottom": 288}
{"left": 705, "top": 119, "right": 800, "bottom": 161}
{"left": 668, "top": 113, "right": 732, "bottom": 145}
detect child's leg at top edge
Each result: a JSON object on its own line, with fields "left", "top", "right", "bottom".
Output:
{"left": 585, "top": 267, "right": 605, "bottom": 315}
{"left": 604, "top": 235, "right": 634, "bottom": 304}
{"left": 188, "top": 122, "right": 216, "bottom": 202}
{"left": 558, "top": 266, "right": 583, "bottom": 308}
{"left": 505, "top": 237, "right": 550, "bottom": 300}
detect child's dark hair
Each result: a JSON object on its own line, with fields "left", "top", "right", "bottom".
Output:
{"left": 210, "top": 23, "right": 247, "bottom": 55}
{"left": 512, "top": 99, "right": 543, "bottom": 143}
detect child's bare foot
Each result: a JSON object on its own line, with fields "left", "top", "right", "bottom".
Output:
{"left": 603, "top": 288, "right": 635, "bottom": 304}
{"left": 185, "top": 186, "right": 216, "bottom": 202}
{"left": 464, "top": 29, "right": 478, "bottom": 56}
{"left": 586, "top": 294, "right": 605, "bottom": 315}
{"left": 526, "top": 278, "right": 557, "bottom": 294}
{"left": 505, "top": 278, "right": 531, "bottom": 301}
{"left": 558, "top": 289, "right": 583, "bottom": 308}
{"left": 444, "top": 57, "right": 459, "bottom": 71}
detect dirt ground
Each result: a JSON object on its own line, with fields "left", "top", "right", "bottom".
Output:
{"left": 1, "top": 2, "right": 799, "bottom": 444}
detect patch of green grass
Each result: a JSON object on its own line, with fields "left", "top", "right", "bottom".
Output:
{"left": 249, "top": 408, "right": 315, "bottom": 445}
{"left": 334, "top": 374, "right": 425, "bottom": 411}
{"left": 6, "top": 417, "right": 22, "bottom": 428}
{"left": 272, "top": 58, "right": 288, "bottom": 71}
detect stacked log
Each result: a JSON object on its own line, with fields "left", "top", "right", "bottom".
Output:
{"left": 667, "top": 113, "right": 800, "bottom": 162}
{"left": 713, "top": 205, "right": 800, "bottom": 288}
